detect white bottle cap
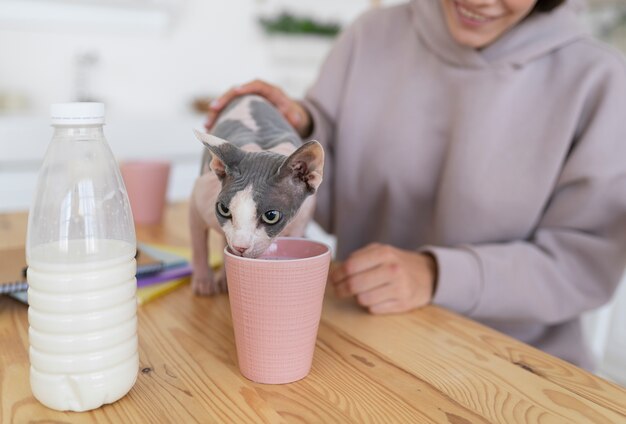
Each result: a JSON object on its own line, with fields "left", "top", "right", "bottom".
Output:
{"left": 50, "top": 102, "right": 105, "bottom": 125}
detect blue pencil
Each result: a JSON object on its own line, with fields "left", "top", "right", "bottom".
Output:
{"left": 0, "top": 281, "right": 28, "bottom": 295}
{"left": 2, "top": 262, "right": 173, "bottom": 295}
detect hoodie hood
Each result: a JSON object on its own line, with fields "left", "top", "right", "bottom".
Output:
{"left": 410, "top": 0, "right": 588, "bottom": 69}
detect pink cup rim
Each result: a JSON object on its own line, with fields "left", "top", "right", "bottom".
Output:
{"left": 223, "top": 237, "right": 330, "bottom": 264}
{"left": 120, "top": 160, "right": 171, "bottom": 168}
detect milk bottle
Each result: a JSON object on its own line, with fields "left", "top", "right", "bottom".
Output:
{"left": 26, "top": 103, "right": 138, "bottom": 411}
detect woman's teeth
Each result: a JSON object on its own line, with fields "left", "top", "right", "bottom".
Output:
{"left": 457, "top": 5, "right": 490, "bottom": 22}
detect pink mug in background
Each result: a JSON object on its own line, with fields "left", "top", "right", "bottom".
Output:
{"left": 120, "top": 160, "right": 170, "bottom": 225}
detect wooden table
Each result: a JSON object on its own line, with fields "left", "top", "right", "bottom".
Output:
{"left": 2, "top": 203, "right": 626, "bottom": 423}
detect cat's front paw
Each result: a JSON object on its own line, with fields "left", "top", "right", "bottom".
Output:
{"left": 191, "top": 272, "right": 219, "bottom": 296}
{"left": 214, "top": 267, "right": 228, "bottom": 294}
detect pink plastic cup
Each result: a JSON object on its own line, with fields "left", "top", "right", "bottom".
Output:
{"left": 224, "top": 237, "right": 331, "bottom": 384}
{"left": 120, "top": 161, "right": 170, "bottom": 225}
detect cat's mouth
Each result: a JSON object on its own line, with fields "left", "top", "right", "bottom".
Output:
{"left": 228, "top": 245, "right": 268, "bottom": 259}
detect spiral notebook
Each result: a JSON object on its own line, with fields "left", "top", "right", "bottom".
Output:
{"left": 0, "top": 246, "right": 167, "bottom": 295}
{"left": 0, "top": 247, "right": 31, "bottom": 295}
{"left": 1, "top": 243, "right": 205, "bottom": 306}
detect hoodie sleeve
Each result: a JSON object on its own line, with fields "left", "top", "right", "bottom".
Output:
{"left": 300, "top": 21, "right": 358, "bottom": 234}
{"left": 424, "top": 58, "right": 626, "bottom": 324}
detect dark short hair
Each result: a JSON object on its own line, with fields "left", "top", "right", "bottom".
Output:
{"left": 532, "top": 0, "right": 566, "bottom": 13}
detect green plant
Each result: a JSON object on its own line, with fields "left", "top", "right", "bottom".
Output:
{"left": 258, "top": 12, "right": 341, "bottom": 37}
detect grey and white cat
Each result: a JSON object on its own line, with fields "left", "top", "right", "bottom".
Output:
{"left": 190, "top": 94, "right": 324, "bottom": 295}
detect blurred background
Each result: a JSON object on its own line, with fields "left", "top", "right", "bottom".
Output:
{"left": 1, "top": 0, "right": 626, "bottom": 384}
{"left": 1, "top": 0, "right": 626, "bottom": 210}
{"left": 0, "top": 0, "right": 389, "bottom": 211}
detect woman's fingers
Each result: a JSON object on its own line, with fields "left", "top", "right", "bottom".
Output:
{"left": 204, "top": 85, "right": 245, "bottom": 130}
{"left": 239, "top": 80, "right": 290, "bottom": 106}
{"left": 236, "top": 81, "right": 311, "bottom": 134}
{"left": 330, "top": 243, "right": 390, "bottom": 285}
{"left": 334, "top": 262, "right": 393, "bottom": 298}
{"left": 330, "top": 243, "right": 438, "bottom": 314}
{"left": 355, "top": 282, "right": 396, "bottom": 308}
{"left": 368, "top": 299, "right": 402, "bottom": 315}
{"left": 204, "top": 80, "right": 309, "bottom": 134}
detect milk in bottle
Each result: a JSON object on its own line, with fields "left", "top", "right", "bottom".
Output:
{"left": 26, "top": 103, "right": 138, "bottom": 411}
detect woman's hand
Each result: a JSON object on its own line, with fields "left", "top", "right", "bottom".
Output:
{"left": 330, "top": 243, "right": 437, "bottom": 314}
{"left": 205, "top": 79, "right": 312, "bottom": 138}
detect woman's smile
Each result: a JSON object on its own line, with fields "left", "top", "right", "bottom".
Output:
{"left": 441, "top": 0, "right": 538, "bottom": 48}
{"left": 454, "top": 1, "right": 500, "bottom": 26}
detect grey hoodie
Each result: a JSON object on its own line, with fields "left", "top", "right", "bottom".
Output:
{"left": 302, "top": 0, "right": 626, "bottom": 369}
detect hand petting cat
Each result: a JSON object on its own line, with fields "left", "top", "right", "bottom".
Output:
{"left": 205, "top": 80, "right": 312, "bottom": 138}
{"left": 204, "top": 79, "right": 439, "bottom": 313}
{"left": 329, "top": 244, "right": 438, "bottom": 315}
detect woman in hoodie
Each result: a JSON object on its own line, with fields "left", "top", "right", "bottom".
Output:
{"left": 205, "top": 0, "right": 626, "bottom": 369}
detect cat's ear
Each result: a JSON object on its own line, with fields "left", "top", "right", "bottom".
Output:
{"left": 193, "top": 129, "right": 243, "bottom": 180}
{"left": 193, "top": 129, "right": 229, "bottom": 149}
{"left": 277, "top": 140, "right": 324, "bottom": 193}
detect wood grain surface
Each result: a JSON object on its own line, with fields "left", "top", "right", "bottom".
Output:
{"left": 1, "top": 203, "right": 625, "bottom": 423}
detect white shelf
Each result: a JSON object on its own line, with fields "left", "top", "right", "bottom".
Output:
{"left": 0, "top": 0, "right": 178, "bottom": 35}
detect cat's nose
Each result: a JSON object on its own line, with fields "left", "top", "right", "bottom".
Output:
{"left": 233, "top": 245, "right": 248, "bottom": 255}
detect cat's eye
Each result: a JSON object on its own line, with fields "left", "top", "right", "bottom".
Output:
{"left": 216, "top": 202, "right": 232, "bottom": 218}
{"left": 262, "top": 210, "right": 282, "bottom": 225}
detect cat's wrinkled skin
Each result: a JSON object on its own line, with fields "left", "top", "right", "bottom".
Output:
{"left": 190, "top": 95, "right": 324, "bottom": 296}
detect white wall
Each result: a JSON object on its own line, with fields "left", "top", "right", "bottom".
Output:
{"left": 0, "top": 0, "right": 368, "bottom": 119}
{"left": 1, "top": 1, "right": 272, "bottom": 120}
{"left": 0, "top": 0, "right": 369, "bottom": 212}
